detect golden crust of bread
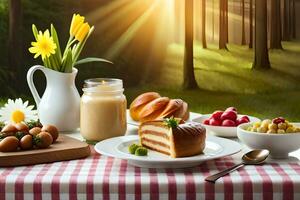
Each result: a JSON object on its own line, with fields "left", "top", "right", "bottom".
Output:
{"left": 173, "top": 101, "right": 189, "bottom": 121}
{"left": 129, "top": 92, "right": 190, "bottom": 122}
{"left": 158, "top": 99, "right": 183, "bottom": 119}
{"left": 129, "top": 92, "right": 161, "bottom": 121}
{"left": 139, "top": 97, "right": 170, "bottom": 122}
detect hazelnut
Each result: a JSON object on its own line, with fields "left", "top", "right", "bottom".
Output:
{"left": 29, "top": 127, "right": 42, "bottom": 136}
{"left": 1, "top": 124, "right": 17, "bottom": 133}
{"left": 15, "top": 123, "right": 29, "bottom": 132}
{"left": 41, "top": 125, "right": 59, "bottom": 143}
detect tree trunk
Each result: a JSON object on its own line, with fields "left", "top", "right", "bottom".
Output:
{"left": 253, "top": 0, "right": 270, "bottom": 69}
{"left": 8, "top": 0, "right": 22, "bottom": 86}
{"left": 183, "top": 0, "right": 198, "bottom": 89}
{"left": 290, "top": 0, "right": 296, "bottom": 38}
{"left": 219, "top": 0, "right": 227, "bottom": 49}
{"left": 282, "top": 0, "right": 290, "bottom": 41}
{"left": 202, "top": 0, "right": 207, "bottom": 48}
{"left": 225, "top": 0, "right": 228, "bottom": 43}
{"left": 212, "top": 0, "right": 215, "bottom": 41}
{"left": 241, "top": 0, "right": 246, "bottom": 45}
{"left": 249, "top": 0, "right": 253, "bottom": 48}
{"left": 270, "top": 0, "right": 282, "bottom": 49}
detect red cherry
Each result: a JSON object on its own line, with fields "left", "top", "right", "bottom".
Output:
{"left": 225, "top": 107, "right": 237, "bottom": 112}
{"left": 222, "top": 119, "right": 236, "bottom": 127}
{"left": 211, "top": 111, "right": 224, "bottom": 120}
{"left": 240, "top": 115, "right": 250, "bottom": 122}
{"left": 203, "top": 119, "right": 210, "bottom": 125}
{"left": 272, "top": 117, "right": 285, "bottom": 124}
{"left": 220, "top": 111, "right": 237, "bottom": 121}
{"left": 209, "top": 118, "right": 221, "bottom": 126}
{"left": 236, "top": 118, "right": 249, "bottom": 125}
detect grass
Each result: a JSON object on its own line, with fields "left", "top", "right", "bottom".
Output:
{"left": 156, "top": 41, "right": 300, "bottom": 94}
{"left": 126, "top": 40, "right": 300, "bottom": 121}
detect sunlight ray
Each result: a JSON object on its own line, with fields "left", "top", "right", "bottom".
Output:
{"left": 87, "top": 0, "right": 128, "bottom": 22}
{"left": 105, "top": 0, "right": 160, "bottom": 59}
{"left": 94, "top": 0, "right": 144, "bottom": 32}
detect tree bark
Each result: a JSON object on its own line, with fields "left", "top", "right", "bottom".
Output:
{"left": 225, "top": 0, "right": 228, "bottom": 43}
{"left": 282, "top": 0, "right": 290, "bottom": 41}
{"left": 8, "top": 0, "right": 22, "bottom": 83}
{"left": 183, "top": 0, "right": 198, "bottom": 89}
{"left": 202, "top": 0, "right": 207, "bottom": 48}
{"left": 290, "top": 0, "right": 296, "bottom": 38}
{"left": 212, "top": 0, "right": 215, "bottom": 41}
{"left": 241, "top": 0, "right": 246, "bottom": 45}
{"left": 253, "top": 0, "right": 270, "bottom": 69}
{"left": 270, "top": 0, "right": 283, "bottom": 49}
{"left": 249, "top": 0, "right": 253, "bottom": 48}
{"left": 219, "top": 0, "right": 227, "bottom": 49}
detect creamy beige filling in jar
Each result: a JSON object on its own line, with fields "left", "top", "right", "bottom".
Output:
{"left": 80, "top": 78, "right": 127, "bottom": 142}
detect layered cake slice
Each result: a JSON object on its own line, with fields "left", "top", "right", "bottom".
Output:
{"left": 138, "top": 119, "right": 206, "bottom": 158}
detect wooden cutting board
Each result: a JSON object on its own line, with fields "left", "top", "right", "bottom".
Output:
{"left": 0, "top": 135, "right": 91, "bottom": 167}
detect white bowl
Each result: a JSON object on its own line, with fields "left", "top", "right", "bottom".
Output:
{"left": 193, "top": 114, "right": 260, "bottom": 137}
{"left": 237, "top": 123, "right": 300, "bottom": 159}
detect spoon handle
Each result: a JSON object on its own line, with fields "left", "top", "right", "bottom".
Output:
{"left": 205, "top": 163, "right": 244, "bottom": 183}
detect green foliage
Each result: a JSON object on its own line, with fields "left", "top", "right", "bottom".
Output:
{"left": 164, "top": 117, "right": 179, "bottom": 128}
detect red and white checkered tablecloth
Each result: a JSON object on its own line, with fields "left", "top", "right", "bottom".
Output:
{"left": 1, "top": 147, "right": 300, "bottom": 200}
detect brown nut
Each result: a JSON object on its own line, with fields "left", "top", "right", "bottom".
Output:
{"left": 0, "top": 136, "right": 19, "bottom": 152}
{"left": 20, "top": 134, "right": 33, "bottom": 150}
{"left": 1, "top": 124, "right": 17, "bottom": 133}
{"left": 35, "top": 132, "right": 53, "bottom": 148}
{"left": 15, "top": 123, "right": 29, "bottom": 132}
{"left": 29, "top": 127, "right": 42, "bottom": 136}
{"left": 41, "top": 125, "right": 59, "bottom": 143}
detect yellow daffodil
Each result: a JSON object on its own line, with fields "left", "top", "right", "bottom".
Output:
{"left": 29, "top": 30, "right": 57, "bottom": 60}
{"left": 70, "top": 14, "right": 85, "bottom": 37}
{"left": 75, "top": 23, "right": 90, "bottom": 42}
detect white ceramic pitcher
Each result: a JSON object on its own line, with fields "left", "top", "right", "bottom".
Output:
{"left": 27, "top": 65, "right": 80, "bottom": 131}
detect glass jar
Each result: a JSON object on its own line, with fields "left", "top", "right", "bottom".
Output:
{"left": 80, "top": 78, "right": 127, "bottom": 142}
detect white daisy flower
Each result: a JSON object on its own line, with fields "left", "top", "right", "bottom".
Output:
{"left": 0, "top": 98, "right": 38, "bottom": 124}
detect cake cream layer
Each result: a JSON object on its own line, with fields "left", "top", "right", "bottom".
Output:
{"left": 140, "top": 124, "right": 171, "bottom": 155}
{"left": 141, "top": 134, "right": 170, "bottom": 146}
{"left": 142, "top": 140, "right": 170, "bottom": 155}
{"left": 140, "top": 125, "right": 171, "bottom": 136}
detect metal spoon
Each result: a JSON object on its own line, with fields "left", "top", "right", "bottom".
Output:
{"left": 205, "top": 149, "right": 269, "bottom": 183}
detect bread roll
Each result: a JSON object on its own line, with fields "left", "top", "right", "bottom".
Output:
{"left": 158, "top": 99, "right": 183, "bottom": 119}
{"left": 129, "top": 92, "right": 190, "bottom": 122}
{"left": 173, "top": 101, "right": 189, "bottom": 121}
{"left": 129, "top": 92, "right": 160, "bottom": 121}
{"left": 139, "top": 97, "right": 170, "bottom": 122}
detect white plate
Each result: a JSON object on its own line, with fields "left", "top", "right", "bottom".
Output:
{"left": 127, "top": 110, "right": 202, "bottom": 126}
{"left": 94, "top": 135, "right": 241, "bottom": 168}
{"left": 192, "top": 114, "right": 260, "bottom": 138}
